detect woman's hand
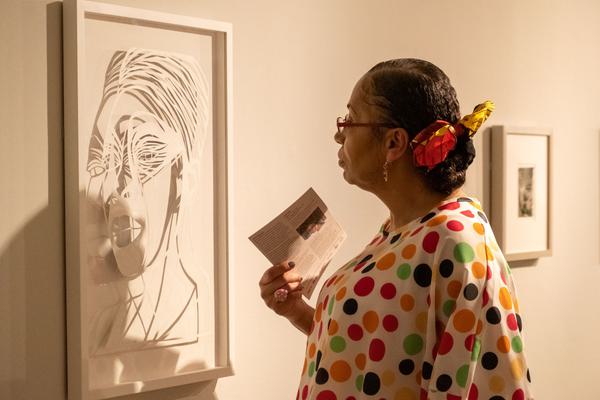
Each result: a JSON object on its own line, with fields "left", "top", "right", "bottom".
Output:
{"left": 259, "top": 261, "right": 305, "bottom": 318}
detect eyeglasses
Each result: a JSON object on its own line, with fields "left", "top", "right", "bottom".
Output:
{"left": 336, "top": 115, "right": 395, "bottom": 135}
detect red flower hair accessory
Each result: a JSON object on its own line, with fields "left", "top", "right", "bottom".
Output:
{"left": 410, "top": 101, "right": 494, "bottom": 170}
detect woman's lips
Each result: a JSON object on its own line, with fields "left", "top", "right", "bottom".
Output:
{"left": 338, "top": 159, "right": 345, "bottom": 167}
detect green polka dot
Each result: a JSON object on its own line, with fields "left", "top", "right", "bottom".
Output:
{"left": 443, "top": 300, "right": 456, "bottom": 317}
{"left": 345, "top": 261, "right": 357, "bottom": 270}
{"left": 403, "top": 334, "right": 424, "bottom": 355}
{"left": 456, "top": 364, "right": 470, "bottom": 388}
{"left": 328, "top": 296, "right": 335, "bottom": 316}
{"left": 355, "top": 374, "right": 364, "bottom": 391}
{"left": 397, "top": 263, "right": 411, "bottom": 280}
{"left": 471, "top": 338, "right": 481, "bottom": 361}
{"left": 330, "top": 336, "right": 346, "bottom": 353}
{"left": 308, "top": 361, "right": 315, "bottom": 377}
{"left": 512, "top": 336, "right": 523, "bottom": 353}
{"left": 454, "top": 243, "right": 475, "bottom": 263}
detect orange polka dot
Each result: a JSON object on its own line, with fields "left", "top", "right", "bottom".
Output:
{"left": 377, "top": 252, "right": 396, "bottom": 270}
{"left": 315, "top": 305, "right": 322, "bottom": 322}
{"left": 415, "top": 369, "right": 422, "bottom": 385}
{"left": 489, "top": 375, "right": 505, "bottom": 393}
{"left": 328, "top": 319, "right": 339, "bottom": 335}
{"left": 355, "top": 353, "right": 366, "bottom": 370}
{"left": 427, "top": 215, "right": 448, "bottom": 227}
{"left": 510, "top": 357, "right": 524, "bottom": 380}
{"left": 453, "top": 309, "right": 476, "bottom": 333}
{"left": 309, "top": 343, "right": 316, "bottom": 358}
{"left": 400, "top": 294, "right": 415, "bottom": 311}
{"left": 330, "top": 360, "right": 352, "bottom": 382}
{"left": 499, "top": 287, "right": 513, "bottom": 309}
{"left": 401, "top": 244, "right": 417, "bottom": 259}
{"left": 497, "top": 335, "right": 510, "bottom": 353}
{"left": 416, "top": 312, "right": 428, "bottom": 333}
{"left": 473, "top": 222, "right": 485, "bottom": 235}
{"left": 435, "top": 288, "right": 442, "bottom": 309}
{"left": 302, "top": 357, "right": 307, "bottom": 375}
{"left": 335, "top": 286, "right": 347, "bottom": 301}
{"left": 476, "top": 243, "right": 487, "bottom": 260}
{"left": 382, "top": 369, "right": 395, "bottom": 386}
{"left": 447, "top": 280, "right": 462, "bottom": 299}
{"left": 514, "top": 298, "right": 520, "bottom": 313}
{"left": 394, "top": 387, "right": 417, "bottom": 400}
{"left": 363, "top": 311, "right": 379, "bottom": 333}
{"left": 472, "top": 262, "right": 486, "bottom": 279}
{"left": 476, "top": 319, "right": 483, "bottom": 335}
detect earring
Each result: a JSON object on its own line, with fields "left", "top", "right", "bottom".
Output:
{"left": 383, "top": 161, "right": 390, "bottom": 183}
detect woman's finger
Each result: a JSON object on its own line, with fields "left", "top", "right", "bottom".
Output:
{"left": 259, "top": 261, "right": 296, "bottom": 286}
{"left": 260, "top": 273, "right": 303, "bottom": 299}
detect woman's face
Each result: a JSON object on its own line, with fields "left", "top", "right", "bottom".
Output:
{"left": 334, "top": 77, "right": 386, "bottom": 189}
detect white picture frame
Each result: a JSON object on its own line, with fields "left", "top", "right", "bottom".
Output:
{"left": 490, "top": 126, "right": 552, "bottom": 261}
{"left": 63, "top": 1, "right": 234, "bottom": 398}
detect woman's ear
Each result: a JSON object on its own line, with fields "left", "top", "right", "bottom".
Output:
{"left": 384, "top": 128, "right": 410, "bottom": 162}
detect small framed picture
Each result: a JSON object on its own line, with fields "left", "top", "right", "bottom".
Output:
{"left": 490, "top": 126, "right": 552, "bottom": 261}
{"left": 63, "top": 0, "right": 234, "bottom": 398}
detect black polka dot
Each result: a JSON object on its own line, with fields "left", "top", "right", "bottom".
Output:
{"left": 477, "top": 211, "right": 488, "bottom": 223}
{"left": 489, "top": 397, "right": 506, "bottom": 400}
{"left": 361, "top": 262, "right": 376, "bottom": 274}
{"left": 527, "top": 368, "right": 532, "bottom": 382}
{"left": 399, "top": 359, "right": 415, "bottom": 375}
{"left": 435, "top": 374, "right": 452, "bottom": 392}
{"left": 486, "top": 307, "right": 502, "bottom": 324}
{"left": 439, "top": 259, "right": 454, "bottom": 278}
{"left": 517, "top": 313, "right": 523, "bottom": 332}
{"left": 457, "top": 197, "right": 473, "bottom": 202}
{"left": 481, "top": 352, "right": 498, "bottom": 370}
{"left": 420, "top": 212, "right": 436, "bottom": 223}
{"left": 358, "top": 254, "right": 373, "bottom": 264}
{"left": 363, "top": 372, "right": 381, "bottom": 395}
{"left": 315, "top": 368, "right": 329, "bottom": 384}
{"left": 422, "top": 361, "right": 433, "bottom": 380}
{"left": 463, "top": 283, "right": 479, "bottom": 300}
{"left": 343, "top": 299, "right": 358, "bottom": 315}
{"left": 316, "top": 350, "right": 322, "bottom": 369}
{"left": 390, "top": 233, "right": 402, "bottom": 244}
{"left": 413, "top": 264, "right": 432, "bottom": 287}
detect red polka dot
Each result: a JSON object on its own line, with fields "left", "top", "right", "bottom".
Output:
{"left": 461, "top": 210, "right": 475, "bottom": 218}
{"left": 447, "top": 220, "right": 464, "bottom": 231}
{"left": 468, "top": 383, "right": 479, "bottom": 400}
{"left": 512, "top": 389, "right": 525, "bottom": 400}
{"left": 369, "top": 338, "right": 386, "bottom": 361}
{"left": 487, "top": 265, "right": 492, "bottom": 280}
{"left": 316, "top": 390, "right": 337, "bottom": 400}
{"left": 354, "top": 277, "right": 375, "bottom": 296}
{"left": 464, "top": 334, "right": 475, "bottom": 351}
{"left": 380, "top": 283, "right": 397, "bottom": 299}
{"left": 422, "top": 231, "right": 440, "bottom": 253}
{"left": 318, "top": 321, "right": 323, "bottom": 339}
{"left": 439, "top": 201, "right": 460, "bottom": 210}
{"left": 420, "top": 388, "right": 428, "bottom": 400}
{"left": 447, "top": 395, "right": 462, "bottom": 400}
{"left": 382, "top": 314, "right": 398, "bottom": 332}
{"left": 326, "top": 276, "right": 336, "bottom": 287}
{"left": 322, "top": 296, "right": 329, "bottom": 310}
{"left": 345, "top": 397, "right": 357, "bottom": 400}
{"left": 411, "top": 226, "right": 424, "bottom": 237}
{"left": 438, "top": 332, "right": 454, "bottom": 355}
{"left": 302, "top": 385, "right": 309, "bottom": 400}
{"left": 482, "top": 289, "right": 490, "bottom": 307}
{"left": 507, "top": 313, "right": 518, "bottom": 331}
{"left": 348, "top": 324, "right": 364, "bottom": 341}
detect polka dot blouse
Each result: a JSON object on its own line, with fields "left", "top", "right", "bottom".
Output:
{"left": 296, "top": 196, "right": 533, "bottom": 400}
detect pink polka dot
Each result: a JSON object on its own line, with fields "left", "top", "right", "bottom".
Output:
{"left": 439, "top": 201, "right": 460, "bottom": 211}
{"left": 302, "top": 385, "right": 309, "bottom": 400}
{"left": 382, "top": 314, "right": 399, "bottom": 332}
{"left": 512, "top": 389, "right": 525, "bottom": 400}
{"left": 464, "top": 334, "right": 475, "bottom": 351}
{"left": 447, "top": 220, "right": 464, "bottom": 231}
{"left": 438, "top": 332, "right": 454, "bottom": 355}
{"left": 461, "top": 210, "right": 475, "bottom": 218}
{"left": 422, "top": 231, "right": 440, "bottom": 253}
{"left": 348, "top": 324, "right": 364, "bottom": 341}
{"left": 380, "top": 283, "right": 397, "bottom": 299}
{"left": 354, "top": 277, "right": 375, "bottom": 296}
{"left": 468, "top": 383, "right": 479, "bottom": 400}
{"left": 507, "top": 313, "right": 518, "bottom": 331}
{"left": 369, "top": 338, "right": 386, "bottom": 361}
{"left": 316, "top": 390, "right": 337, "bottom": 400}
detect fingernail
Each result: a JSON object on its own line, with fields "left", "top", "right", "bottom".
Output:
{"left": 288, "top": 261, "right": 296, "bottom": 268}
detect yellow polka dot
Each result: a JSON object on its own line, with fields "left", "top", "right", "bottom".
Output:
{"left": 302, "top": 357, "right": 307, "bottom": 375}
{"left": 514, "top": 298, "right": 520, "bottom": 313}
{"left": 400, "top": 294, "right": 415, "bottom": 311}
{"left": 363, "top": 311, "right": 379, "bottom": 333}
{"left": 499, "top": 287, "right": 513, "bottom": 309}
{"left": 401, "top": 244, "right": 417, "bottom": 260}
{"left": 472, "top": 262, "right": 486, "bottom": 279}
{"left": 427, "top": 215, "right": 448, "bottom": 227}
{"left": 476, "top": 243, "right": 487, "bottom": 260}
{"left": 486, "top": 245, "right": 495, "bottom": 260}
{"left": 377, "top": 252, "right": 396, "bottom": 270}
{"left": 490, "top": 239, "right": 500, "bottom": 251}
{"left": 416, "top": 312, "right": 428, "bottom": 333}
{"left": 489, "top": 375, "right": 505, "bottom": 393}
{"left": 335, "top": 286, "right": 347, "bottom": 301}
{"left": 511, "top": 357, "right": 525, "bottom": 380}
{"left": 394, "top": 387, "right": 417, "bottom": 400}
{"left": 382, "top": 369, "right": 395, "bottom": 386}
{"left": 473, "top": 222, "right": 485, "bottom": 235}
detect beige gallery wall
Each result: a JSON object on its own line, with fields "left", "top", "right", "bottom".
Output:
{"left": 1, "top": 0, "right": 599, "bottom": 399}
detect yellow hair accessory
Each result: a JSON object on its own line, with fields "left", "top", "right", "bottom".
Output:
{"left": 457, "top": 100, "right": 495, "bottom": 137}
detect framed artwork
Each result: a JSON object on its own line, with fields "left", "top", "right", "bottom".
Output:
{"left": 490, "top": 126, "right": 552, "bottom": 261}
{"left": 62, "top": 1, "right": 234, "bottom": 398}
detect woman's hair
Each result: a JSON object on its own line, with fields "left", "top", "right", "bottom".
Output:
{"left": 363, "top": 58, "right": 475, "bottom": 195}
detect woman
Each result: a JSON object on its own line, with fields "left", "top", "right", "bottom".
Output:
{"left": 259, "top": 59, "right": 533, "bottom": 400}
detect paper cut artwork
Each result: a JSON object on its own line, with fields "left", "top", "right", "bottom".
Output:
{"left": 85, "top": 48, "right": 211, "bottom": 355}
